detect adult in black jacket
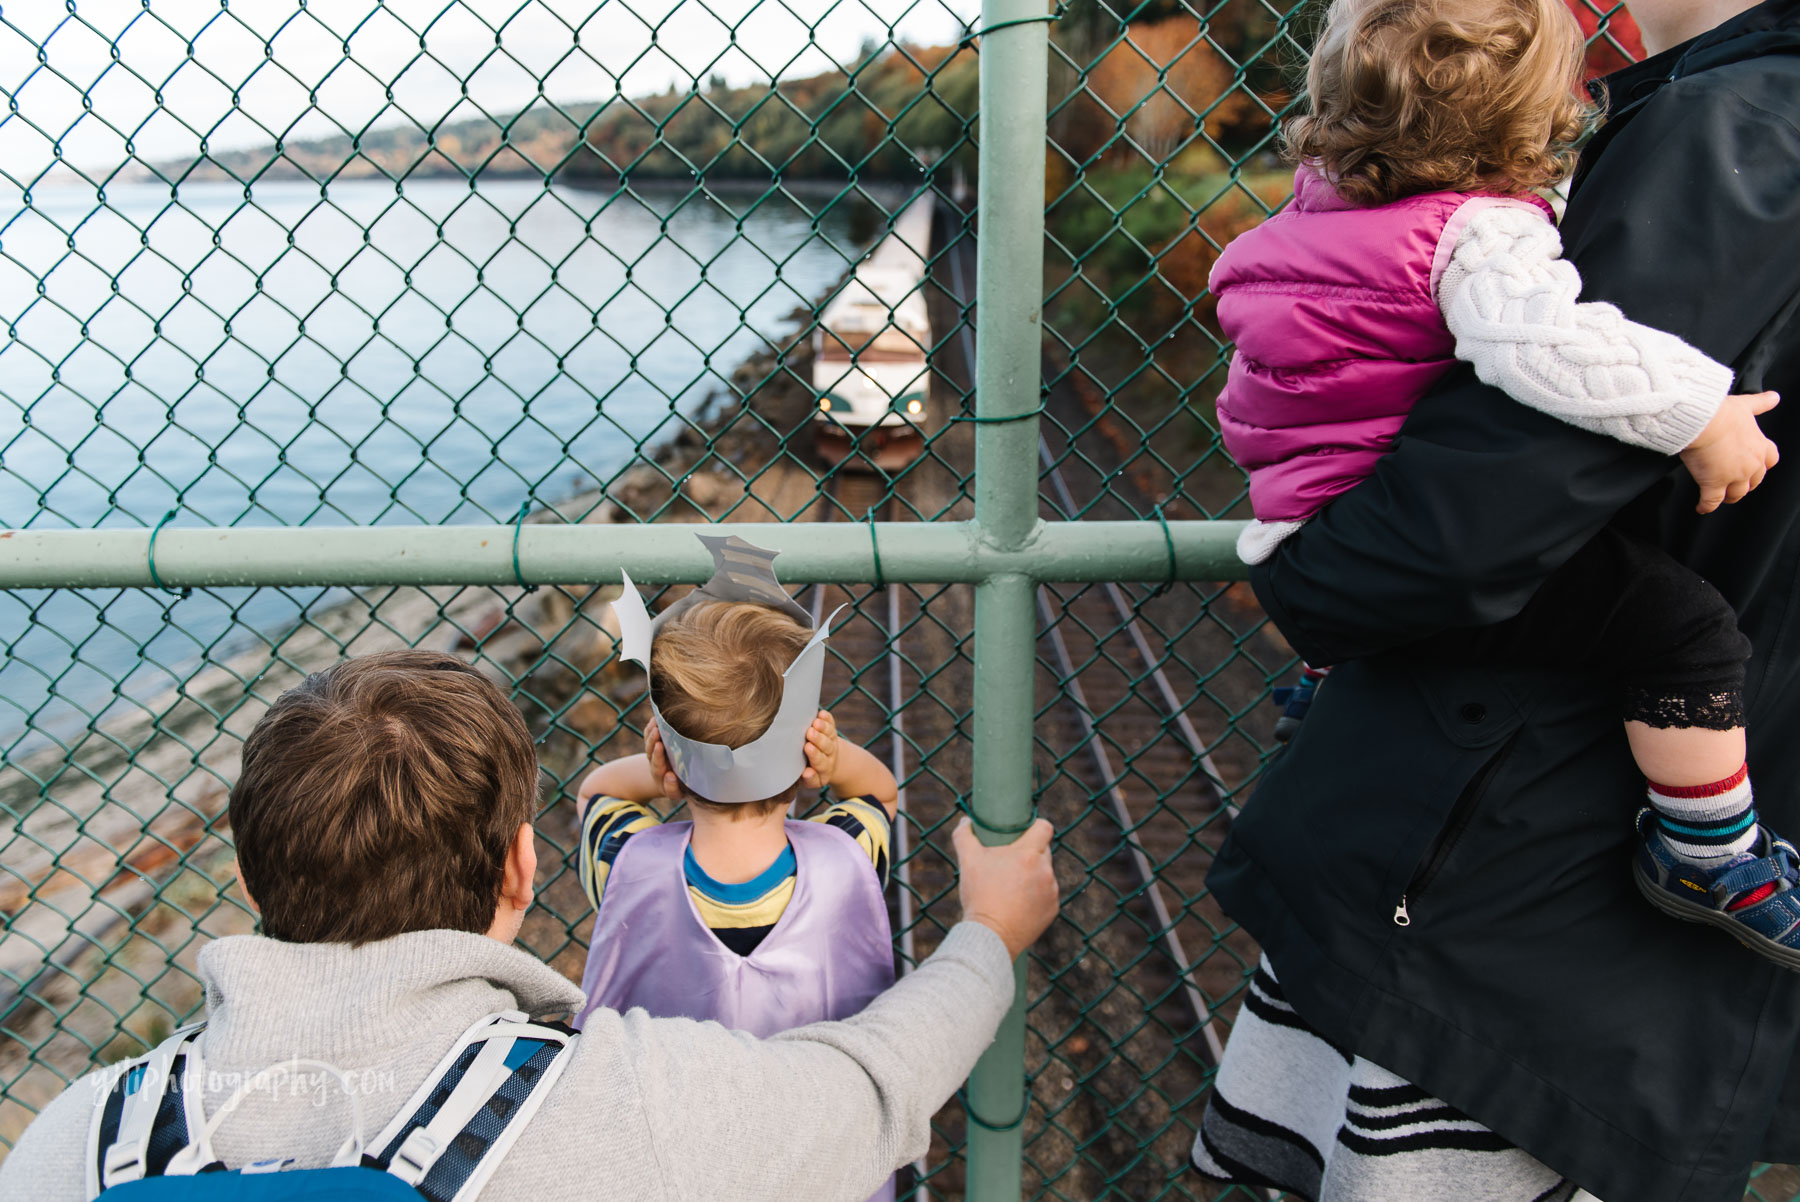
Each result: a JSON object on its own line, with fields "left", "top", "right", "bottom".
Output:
{"left": 1205, "top": 2, "right": 1800, "bottom": 1200}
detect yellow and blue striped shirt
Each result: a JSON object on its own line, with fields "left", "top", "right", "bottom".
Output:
{"left": 578, "top": 795, "right": 892, "bottom": 955}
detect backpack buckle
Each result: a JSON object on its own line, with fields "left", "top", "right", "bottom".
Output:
{"left": 242, "top": 1158, "right": 296, "bottom": 1175}
{"left": 101, "top": 1143, "right": 144, "bottom": 1188}
{"left": 388, "top": 1128, "right": 442, "bottom": 1186}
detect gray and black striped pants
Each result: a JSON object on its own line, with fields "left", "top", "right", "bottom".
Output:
{"left": 1191, "top": 957, "right": 1599, "bottom": 1202}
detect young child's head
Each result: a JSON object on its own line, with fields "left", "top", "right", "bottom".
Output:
{"left": 1288, "top": 0, "right": 1595, "bottom": 207}
{"left": 650, "top": 598, "right": 814, "bottom": 820}
{"left": 229, "top": 650, "right": 540, "bottom": 944}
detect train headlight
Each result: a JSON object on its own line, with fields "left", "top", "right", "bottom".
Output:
{"left": 906, "top": 399, "right": 923, "bottom": 415}
{"left": 817, "top": 395, "right": 834, "bottom": 412}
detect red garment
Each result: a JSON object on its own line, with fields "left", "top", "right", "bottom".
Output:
{"left": 1564, "top": 2, "right": 1645, "bottom": 78}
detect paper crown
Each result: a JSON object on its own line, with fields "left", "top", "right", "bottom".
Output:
{"left": 611, "top": 534, "right": 841, "bottom": 805}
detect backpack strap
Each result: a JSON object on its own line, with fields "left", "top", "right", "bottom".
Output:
{"left": 363, "top": 1010, "right": 578, "bottom": 1202}
{"left": 83, "top": 1010, "right": 574, "bottom": 1202}
{"left": 86, "top": 1023, "right": 207, "bottom": 1199}
{"left": 161, "top": 1057, "right": 369, "bottom": 1178}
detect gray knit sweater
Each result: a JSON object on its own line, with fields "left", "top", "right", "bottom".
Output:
{"left": 0, "top": 923, "right": 1014, "bottom": 1201}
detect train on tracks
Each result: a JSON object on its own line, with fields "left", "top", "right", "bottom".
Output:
{"left": 811, "top": 191, "right": 934, "bottom": 471}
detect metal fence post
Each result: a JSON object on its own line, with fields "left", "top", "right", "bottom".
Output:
{"left": 966, "top": 0, "right": 1049, "bottom": 1197}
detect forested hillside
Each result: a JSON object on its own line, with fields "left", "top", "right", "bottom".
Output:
{"left": 560, "top": 43, "right": 978, "bottom": 183}
{"left": 162, "top": 44, "right": 979, "bottom": 187}
{"left": 163, "top": 101, "right": 601, "bottom": 185}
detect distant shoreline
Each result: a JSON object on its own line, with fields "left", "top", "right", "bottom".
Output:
{"left": 16, "top": 169, "right": 917, "bottom": 215}
{"left": 25, "top": 160, "right": 925, "bottom": 187}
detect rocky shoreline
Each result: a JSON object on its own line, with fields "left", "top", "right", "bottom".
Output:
{"left": 0, "top": 284, "right": 840, "bottom": 1146}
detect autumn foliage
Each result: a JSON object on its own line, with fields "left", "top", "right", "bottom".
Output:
{"left": 1061, "top": 17, "right": 1258, "bottom": 164}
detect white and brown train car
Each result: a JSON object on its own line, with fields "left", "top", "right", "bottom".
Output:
{"left": 811, "top": 192, "right": 934, "bottom": 470}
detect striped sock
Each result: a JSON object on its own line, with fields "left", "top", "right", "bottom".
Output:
{"left": 1647, "top": 765, "right": 1758, "bottom": 869}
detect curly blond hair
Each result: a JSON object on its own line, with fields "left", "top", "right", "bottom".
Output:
{"left": 1286, "top": 0, "right": 1597, "bottom": 207}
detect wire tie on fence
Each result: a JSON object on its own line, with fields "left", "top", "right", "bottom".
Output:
{"left": 147, "top": 509, "right": 190, "bottom": 600}
{"left": 1149, "top": 500, "right": 1176, "bottom": 598}
{"left": 512, "top": 499, "right": 538, "bottom": 593}
{"left": 958, "top": 3, "right": 1063, "bottom": 44}
{"left": 951, "top": 403, "right": 1046, "bottom": 425}
{"left": 957, "top": 796, "right": 1040, "bottom": 837}
{"left": 959, "top": 1087, "right": 1028, "bottom": 1133}
{"left": 865, "top": 506, "right": 886, "bottom": 588}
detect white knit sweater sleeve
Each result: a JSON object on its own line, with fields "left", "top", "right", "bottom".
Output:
{"left": 1436, "top": 202, "right": 1734, "bottom": 455}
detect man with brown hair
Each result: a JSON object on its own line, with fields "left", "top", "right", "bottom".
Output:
{"left": 230, "top": 650, "right": 543, "bottom": 945}
{"left": 0, "top": 648, "right": 1058, "bottom": 1202}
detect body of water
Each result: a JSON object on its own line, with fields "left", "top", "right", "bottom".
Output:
{"left": 0, "top": 177, "right": 874, "bottom": 748}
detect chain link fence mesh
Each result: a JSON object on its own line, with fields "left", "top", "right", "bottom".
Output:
{"left": 1, "top": 1, "right": 1792, "bottom": 1198}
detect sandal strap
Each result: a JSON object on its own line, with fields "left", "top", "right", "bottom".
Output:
{"left": 1715, "top": 848, "right": 1800, "bottom": 900}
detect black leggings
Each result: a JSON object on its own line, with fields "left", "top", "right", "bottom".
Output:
{"left": 1415, "top": 527, "right": 1752, "bottom": 730}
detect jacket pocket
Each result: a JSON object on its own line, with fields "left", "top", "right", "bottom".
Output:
{"left": 1393, "top": 731, "right": 1520, "bottom": 927}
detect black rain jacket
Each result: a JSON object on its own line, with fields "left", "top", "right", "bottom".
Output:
{"left": 1207, "top": 5, "right": 1800, "bottom": 1200}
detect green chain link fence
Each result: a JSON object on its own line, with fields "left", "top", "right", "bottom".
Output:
{"left": 1, "top": 1, "right": 1792, "bottom": 1198}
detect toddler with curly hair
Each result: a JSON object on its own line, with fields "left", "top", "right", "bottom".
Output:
{"left": 1214, "top": 0, "right": 1800, "bottom": 962}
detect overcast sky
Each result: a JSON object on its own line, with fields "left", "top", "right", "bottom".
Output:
{"left": 3, "top": 0, "right": 979, "bottom": 183}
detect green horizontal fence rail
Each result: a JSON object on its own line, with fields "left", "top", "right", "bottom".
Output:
{"left": 3, "top": 2, "right": 1792, "bottom": 1199}
{"left": 0, "top": 521, "right": 1244, "bottom": 589}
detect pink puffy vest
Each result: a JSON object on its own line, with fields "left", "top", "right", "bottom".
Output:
{"left": 1211, "top": 167, "right": 1552, "bottom": 522}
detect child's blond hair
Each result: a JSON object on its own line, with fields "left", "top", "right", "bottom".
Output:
{"left": 650, "top": 599, "right": 813, "bottom": 819}
{"left": 1287, "top": 0, "right": 1597, "bottom": 208}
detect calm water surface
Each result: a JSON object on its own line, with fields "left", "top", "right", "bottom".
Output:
{"left": 0, "top": 177, "right": 873, "bottom": 747}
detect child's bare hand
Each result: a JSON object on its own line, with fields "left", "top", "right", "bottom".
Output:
{"left": 1681, "top": 391, "right": 1780, "bottom": 514}
{"left": 800, "top": 710, "right": 839, "bottom": 790}
{"left": 643, "top": 717, "right": 682, "bottom": 801}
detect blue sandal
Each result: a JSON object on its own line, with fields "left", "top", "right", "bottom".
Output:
{"left": 1634, "top": 807, "right": 1800, "bottom": 972}
{"left": 1271, "top": 667, "right": 1328, "bottom": 744}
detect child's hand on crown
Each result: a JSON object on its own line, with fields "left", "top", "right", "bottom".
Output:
{"left": 800, "top": 710, "right": 839, "bottom": 790}
{"left": 1681, "top": 391, "right": 1780, "bottom": 514}
{"left": 642, "top": 717, "right": 684, "bottom": 801}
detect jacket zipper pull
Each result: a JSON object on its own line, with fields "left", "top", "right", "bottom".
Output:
{"left": 1393, "top": 896, "right": 1411, "bottom": 927}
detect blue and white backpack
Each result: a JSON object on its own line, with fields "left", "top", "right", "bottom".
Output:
{"left": 85, "top": 1011, "right": 576, "bottom": 1201}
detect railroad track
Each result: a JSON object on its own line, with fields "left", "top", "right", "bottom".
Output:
{"left": 931, "top": 212, "right": 1281, "bottom": 1198}
{"left": 810, "top": 473, "right": 929, "bottom": 978}
{"left": 810, "top": 468, "right": 971, "bottom": 1201}
{"left": 944, "top": 220, "right": 1240, "bottom": 1033}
